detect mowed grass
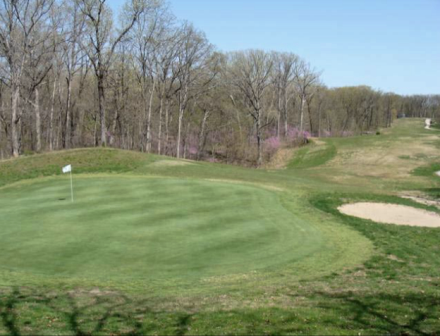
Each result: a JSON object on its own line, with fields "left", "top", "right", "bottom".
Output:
{"left": 0, "top": 177, "right": 327, "bottom": 281}
{"left": 0, "top": 176, "right": 371, "bottom": 292}
{"left": 0, "top": 118, "right": 439, "bottom": 335}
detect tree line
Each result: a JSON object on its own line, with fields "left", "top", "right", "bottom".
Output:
{"left": 1, "top": 0, "right": 439, "bottom": 165}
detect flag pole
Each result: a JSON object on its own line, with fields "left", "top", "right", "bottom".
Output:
{"left": 70, "top": 169, "right": 74, "bottom": 202}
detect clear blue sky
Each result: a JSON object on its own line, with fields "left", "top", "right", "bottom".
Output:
{"left": 108, "top": 0, "right": 440, "bottom": 95}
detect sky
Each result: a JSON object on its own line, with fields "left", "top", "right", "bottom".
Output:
{"left": 108, "top": 0, "right": 440, "bottom": 95}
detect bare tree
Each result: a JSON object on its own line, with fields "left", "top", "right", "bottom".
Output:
{"left": 131, "top": 0, "right": 167, "bottom": 152}
{"left": 24, "top": 4, "right": 57, "bottom": 152}
{"left": 272, "top": 52, "right": 298, "bottom": 138}
{"left": 153, "top": 26, "right": 180, "bottom": 155}
{"left": 78, "top": 0, "right": 148, "bottom": 147}
{"left": 294, "top": 60, "right": 320, "bottom": 132}
{"left": 0, "top": 0, "right": 55, "bottom": 156}
{"left": 173, "top": 23, "right": 213, "bottom": 158}
{"left": 228, "top": 50, "right": 273, "bottom": 166}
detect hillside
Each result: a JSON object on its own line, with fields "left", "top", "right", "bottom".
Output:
{"left": 0, "top": 119, "right": 439, "bottom": 335}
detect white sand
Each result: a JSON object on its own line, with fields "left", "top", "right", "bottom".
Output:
{"left": 425, "top": 118, "right": 431, "bottom": 129}
{"left": 401, "top": 196, "right": 440, "bottom": 208}
{"left": 338, "top": 202, "right": 440, "bottom": 228}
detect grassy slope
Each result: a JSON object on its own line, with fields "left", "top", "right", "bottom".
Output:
{"left": 0, "top": 119, "right": 439, "bottom": 335}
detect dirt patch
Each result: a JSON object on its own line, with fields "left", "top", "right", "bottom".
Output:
{"left": 310, "top": 138, "right": 326, "bottom": 146}
{"left": 265, "top": 148, "right": 295, "bottom": 170}
{"left": 338, "top": 202, "right": 440, "bottom": 228}
{"left": 387, "top": 254, "right": 405, "bottom": 263}
{"left": 150, "top": 160, "right": 194, "bottom": 167}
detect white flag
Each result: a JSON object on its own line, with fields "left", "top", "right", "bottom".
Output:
{"left": 62, "top": 164, "right": 72, "bottom": 174}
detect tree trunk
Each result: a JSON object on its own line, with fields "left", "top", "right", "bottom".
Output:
{"left": 299, "top": 93, "right": 305, "bottom": 132}
{"left": 55, "top": 77, "right": 65, "bottom": 150}
{"left": 341, "top": 108, "right": 351, "bottom": 136}
{"left": 11, "top": 85, "right": 21, "bottom": 157}
{"left": 138, "top": 114, "right": 144, "bottom": 152}
{"left": 64, "top": 77, "right": 72, "bottom": 149}
{"left": 176, "top": 104, "right": 184, "bottom": 159}
{"left": 197, "top": 109, "right": 210, "bottom": 160}
{"left": 284, "top": 96, "right": 292, "bottom": 137}
{"left": 164, "top": 98, "right": 170, "bottom": 155}
{"left": 176, "top": 82, "right": 190, "bottom": 159}
{"left": 318, "top": 103, "right": 322, "bottom": 138}
{"left": 256, "top": 111, "right": 262, "bottom": 167}
{"left": 277, "top": 90, "right": 282, "bottom": 138}
{"left": 157, "top": 95, "right": 164, "bottom": 155}
{"left": 49, "top": 77, "right": 57, "bottom": 151}
{"left": 110, "top": 108, "right": 118, "bottom": 147}
{"left": 146, "top": 80, "right": 155, "bottom": 153}
{"left": 307, "top": 98, "right": 314, "bottom": 135}
{"left": 35, "top": 87, "right": 42, "bottom": 152}
{"left": 93, "top": 115, "right": 98, "bottom": 146}
{"left": 183, "top": 121, "right": 190, "bottom": 159}
{"left": 98, "top": 74, "right": 106, "bottom": 146}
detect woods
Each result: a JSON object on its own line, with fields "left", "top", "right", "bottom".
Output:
{"left": 1, "top": 0, "right": 439, "bottom": 164}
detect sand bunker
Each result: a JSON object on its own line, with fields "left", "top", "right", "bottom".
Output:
{"left": 401, "top": 195, "right": 440, "bottom": 208}
{"left": 338, "top": 202, "right": 440, "bottom": 228}
{"left": 425, "top": 118, "right": 432, "bottom": 129}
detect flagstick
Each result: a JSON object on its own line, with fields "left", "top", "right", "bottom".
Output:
{"left": 70, "top": 169, "right": 74, "bottom": 202}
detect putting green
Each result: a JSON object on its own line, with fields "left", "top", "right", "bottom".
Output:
{"left": 0, "top": 176, "right": 365, "bottom": 283}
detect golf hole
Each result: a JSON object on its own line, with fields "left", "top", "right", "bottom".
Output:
{"left": 338, "top": 202, "right": 440, "bottom": 228}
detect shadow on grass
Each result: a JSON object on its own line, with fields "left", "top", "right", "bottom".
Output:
{"left": 0, "top": 288, "right": 151, "bottom": 336}
{"left": 307, "top": 291, "right": 440, "bottom": 336}
{"left": 0, "top": 287, "right": 439, "bottom": 335}
{"left": 0, "top": 288, "right": 20, "bottom": 336}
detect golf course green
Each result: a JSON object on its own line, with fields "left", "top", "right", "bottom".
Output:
{"left": 0, "top": 176, "right": 370, "bottom": 285}
{"left": 0, "top": 177, "right": 319, "bottom": 279}
{"left": 0, "top": 119, "right": 439, "bottom": 335}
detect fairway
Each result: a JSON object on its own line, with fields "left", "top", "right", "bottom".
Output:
{"left": 0, "top": 177, "right": 328, "bottom": 281}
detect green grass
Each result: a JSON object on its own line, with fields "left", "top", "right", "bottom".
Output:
{"left": 413, "top": 162, "right": 440, "bottom": 177}
{"left": 431, "top": 123, "right": 440, "bottom": 130}
{"left": 0, "top": 148, "right": 156, "bottom": 188}
{"left": 0, "top": 176, "right": 363, "bottom": 283}
{"left": 0, "top": 176, "right": 372, "bottom": 295}
{"left": 0, "top": 118, "right": 440, "bottom": 335}
{"left": 287, "top": 141, "right": 337, "bottom": 169}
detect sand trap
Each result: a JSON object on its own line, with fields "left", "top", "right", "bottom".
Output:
{"left": 338, "top": 202, "right": 440, "bottom": 228}
{"left": 425, "top": 118, "right": 432, "bottom": 129}
{"left": 401, "top": 196, "right": 440, "bottom": 208}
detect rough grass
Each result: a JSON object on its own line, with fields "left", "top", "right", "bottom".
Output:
{"left": 1, "top": 118, "right": 440, "bottom": 335}
{"left": 0, "top": 148, "right": 156, "bottom": 188}
{"left": 413, "top": 162, "right": 440, "bottom": 177}
{"left": 287, "top": 141, "right": 337, "bottom": 169}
